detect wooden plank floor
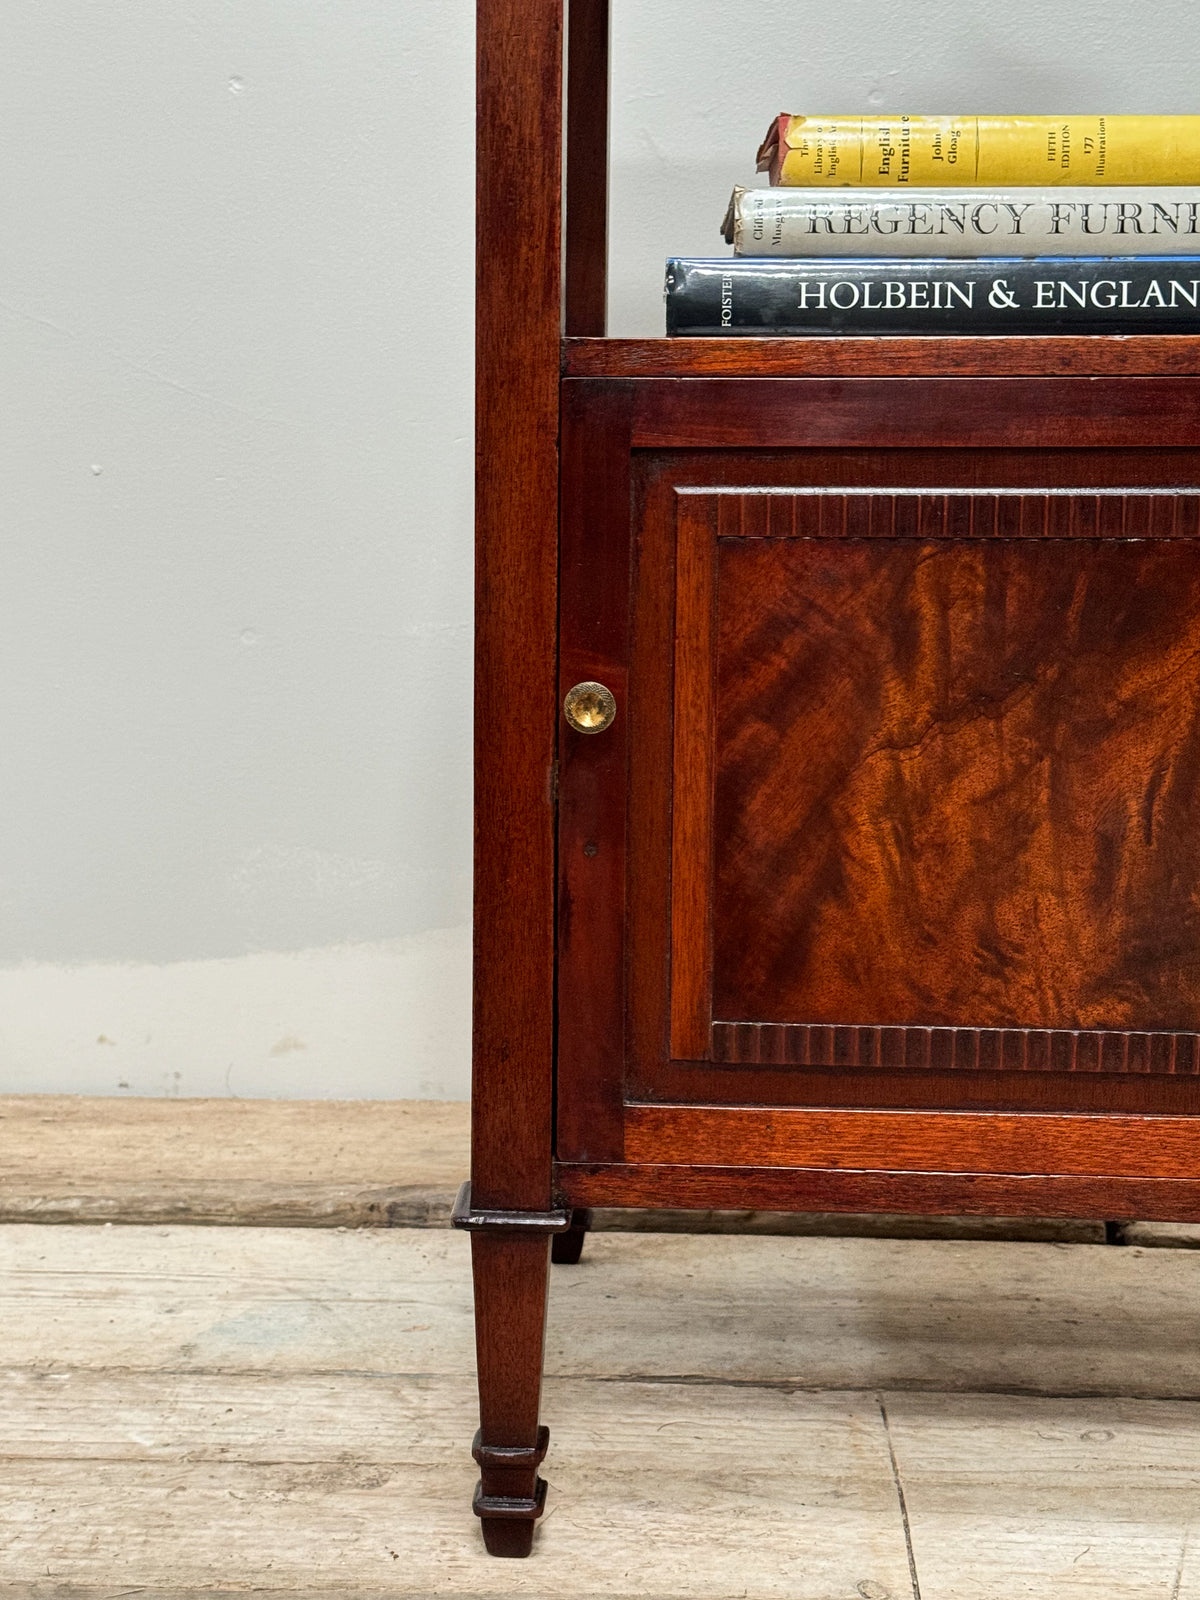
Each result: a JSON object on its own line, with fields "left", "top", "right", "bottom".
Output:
{"left": 0, "top": 1095, "right": 470, "bottom": 1226}
{"left": 4, "top": 1223, "right": 1200, "bottom": 1598}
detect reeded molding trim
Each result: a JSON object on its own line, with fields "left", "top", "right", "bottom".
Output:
{"left": 714, "top": 488, "right": 1200, "bottom": 542}
{"left": 711, "top": 1021, "right": 1200, "bottom": 1076}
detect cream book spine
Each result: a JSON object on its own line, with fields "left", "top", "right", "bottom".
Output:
{"left": 722, "top": 186, "right": 1200, "bottom": 257}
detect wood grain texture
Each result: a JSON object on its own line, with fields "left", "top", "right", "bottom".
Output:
{"left": 563, "top": 0, "right": 608, "bottom": 336}
{"left": 626, "top": 377, "right": 1200, "bottom": 450}
{"left": 883, "top": 1390, "right": 1200, "bottom": 1600}
{"left": 558, "top": 1162, "right": 1200, "bottom": 1222}
{"left": 648, "top": 1055, "right": 1200, "bottom": 1115}
{"left": 668, "top": 494, "right": 717, "bottom": 1061}
{"left": 12, "top": 1222, "right": 1200, "bottom": 1395}
{"left": 470, "top": 1231, "right": 553, "bottom": 1554}
{"left": 563, "top": 333, "right": 1200, "bottom": 379}
{"left": 623, "top": 447, "right": 676, "bottom": 1102}
{"left": 0, "top": 1096, "right": 470, "bottom": 1226}
{"left": 711, "top": 1022, "right": 1200, "bottom": 1074}
{"left": 0, "top": 1092, "right": 467, "bottom": 1174}
{"left": 709, "top": 517, "right": 1200, "bottom": 1038}
{"left": 0, "top": 1181, "right": 457, "bottom": 1229}
{"left": 472, "top": 2, "right": 564, "bottom": 1543}
{"left": 624, "top": 1104, "right": 1200, "bottom": 1180}
{"left": 0, "top": 1372, "right": 914, "bottom": 1598}
{"left": 0, "top": 1095, "right": 1101, "bottom": 1241}
{"left": 473, "top": 0, "right": 563, "bottom": 1210}
{"left": 8, "top": 1375, "right": 1200, "bottom": 1599}
{"left": 713, "top": 485, "right": 1200, "bottom": 541}
{"left": 556, "top": 385, "right": 633, "bottom": 1163}
{"left": 643, "top": 446, "right": 1200, "bottom": 498}
{"left": 15, "top": 1224, "right": 1200, "bottom": 1596}
{"left": 630, "top": 449, "right": 1200, "bottom": 1114}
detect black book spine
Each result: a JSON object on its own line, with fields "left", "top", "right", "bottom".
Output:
{"left": 664, "top": 256, "right": 1200, "bottom": 335}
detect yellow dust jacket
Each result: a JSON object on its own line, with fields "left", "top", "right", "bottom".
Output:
{"left": 757, "top": 115, "right": 1200, "bottom": 186}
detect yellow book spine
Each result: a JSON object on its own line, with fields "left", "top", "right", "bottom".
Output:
{"left": 761, "top": 115, "right": 1200, "bottom": 187}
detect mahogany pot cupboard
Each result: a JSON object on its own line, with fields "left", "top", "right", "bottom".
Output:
{"left": 452, "top": 0, "right": 1200, "bottom": 1557}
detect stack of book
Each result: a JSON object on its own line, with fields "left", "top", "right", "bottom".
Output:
{"left": 665, "top": 114, "right": 1200, "bottom": 336}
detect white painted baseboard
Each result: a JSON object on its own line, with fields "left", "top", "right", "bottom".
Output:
{"left": 0, "top": 926, "right": 470, "bottom": 1100}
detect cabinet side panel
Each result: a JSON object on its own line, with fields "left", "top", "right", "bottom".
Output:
{"left": 557, "top": 383, "right": 633, "bottom": 1163}
{"left": 473, "top": 0, "right": 564, "bottom": 1209}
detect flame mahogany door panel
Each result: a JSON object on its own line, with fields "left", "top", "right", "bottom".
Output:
{"left": 556, "top": 380, "right": 1200, "bottom": 1167}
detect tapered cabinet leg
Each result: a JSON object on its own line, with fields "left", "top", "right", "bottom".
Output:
{"left": 551, "top": 1207, "right": 593, "bottom": 1264}
{"left": 470, "top": 1230, "right": 553, "bottom": 1557}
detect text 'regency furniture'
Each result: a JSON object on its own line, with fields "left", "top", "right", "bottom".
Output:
{"left": 454, "top": 0, "right": 1200, "bottom": 1556}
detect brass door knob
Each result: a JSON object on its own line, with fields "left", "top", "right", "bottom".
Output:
{"left": 564, "top": 681, "right": 617, "bottom": 734}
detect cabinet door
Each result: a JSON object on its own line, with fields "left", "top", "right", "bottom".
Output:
{"left": 678, "top": 490, "right": 1200, "bottom": 1058}
{"left": 556, "top": 381, "right": 1200, "bottom": 1168}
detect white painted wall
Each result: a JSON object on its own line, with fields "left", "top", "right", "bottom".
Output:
{"left": 1, "top": 2, "right": 474, "bottom": 1096}
{"left": 1, "top": 2, "right": 1196, "bottom": 1096}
